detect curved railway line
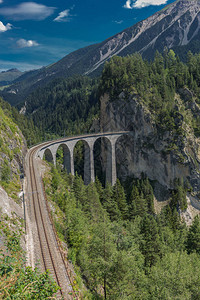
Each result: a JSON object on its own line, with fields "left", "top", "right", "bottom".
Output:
{"left": 27, "top": 145, "right": 77, "bottom": 299}
{"left": 26, "top": 132, "right": 128, "bottom": 299}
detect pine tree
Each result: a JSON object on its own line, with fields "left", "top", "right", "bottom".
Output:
{"left": 141, "top": 215, "right": 162, "bottom": 268}
{"left": 102, "top": 183, "right": 121, "bottom": 221}
{"left": 140, "top": 178, "right": 155, "bottom": 214}
{"left": 129, "top": 185, "right": 139, "bottom": 219}
{"left": 72, "top": 173, "right": 86, "bottom": 207}
{"left": 85, "top": 183, "right": 103, "bottom": 221}
{"left": 80, "top": 215, "right": 116, "bottom": 299}
{"left": 95, "top": 176, "right": 103, "bottom": 203}
{"left": 187, "top": 215, "right": 200, "bottom": 254}
{"left": 112, "top": 179, "right": 128, "bottom": 220}
{"left": 171, "top": 179, "right": 187, "bottom": 211}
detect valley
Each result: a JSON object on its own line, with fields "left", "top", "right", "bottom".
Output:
{"left": 2, "top": 0, "right": 200, "bottom": 299}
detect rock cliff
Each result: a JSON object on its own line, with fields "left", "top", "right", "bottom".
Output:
{"left": 100, "top": 92, "right": 200, "bottom": 200}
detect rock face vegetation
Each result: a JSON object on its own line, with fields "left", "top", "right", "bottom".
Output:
{"left": 0, "top": 102, "right": 25, "bottom": 199}
{"left": 40, "top": 50, "right": 200, "bottom": 298}
{"left": 0, "top": 101, "right": 59, "bottom": 299}
{"left": 43, "top": 165, "right": 200, "bottom": 299}
{"left": 3, "top": 38, "right": 200, "bottom": 299}
{"left": 99, "top": 50, "right": 200, "bottom": 195}
{"left": 2, "top": 0, "right": 200, "bottom": 297}
{"left": 2, "top": 47, "right": 200, "bottom": 298}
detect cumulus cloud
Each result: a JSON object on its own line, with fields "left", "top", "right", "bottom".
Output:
{"left": 54, "top": 7, "right": 75, "bottom": 22}
{"left": 124, "top": 0, "right": 168, "bottom": 9}
{"left": 16, "top": 39, "right": 39, "bottom": 48}
{"left": 124, "top": 0, "right": 132, "bottom": 9}
{"left": 0, "top": 2, "right": 55, "bottom": 21}
{"left": 0, "top": 21, "right": 12, "bottom": 32}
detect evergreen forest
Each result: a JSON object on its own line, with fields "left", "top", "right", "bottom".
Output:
{"left": 100, "top": 49, "right": 200, "bottom": 137}
{"left": 2, "top": 49, "right": 200, "bottom": 298}
{"left": 20, "top": 76, "right": 100, "bottom": 143}
{"left": 44, "top": 163, "right": 200, "bottom": 299}
{"left": 11, "top": 49, "right": 200, "bottom": 145}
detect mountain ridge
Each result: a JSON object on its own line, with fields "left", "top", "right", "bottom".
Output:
{"left": 2, "top": 0, "right": 200, "bottom": 105}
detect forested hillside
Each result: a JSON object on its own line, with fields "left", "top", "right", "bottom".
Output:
{"left": 39, "top": 50, "right": 200, "bottom": 298}
{"left": 3, "top": 0, "right": 200, "bottom": 298}
{"left": 0, "top": 97, "right": 41, "bottom": 146}
{"left": 0, "top": 104, "right": 59, "bottom": 299}
{"left": 17, "top": 50, "right": 200, "bottom": 142}
{"left": 44, "top": 165, "right": 200, "bottom": 299}
{"left": 3, "top": 48, "right": 200, "bottom": 298}
{"left": 100, "top": 50, "right": 200, "bottom": 137}
{"left": 20, "top": 76, "right": 99, "bottom": 138}
{"left": 0, "top": 102, "right": 25, "bottom": 198}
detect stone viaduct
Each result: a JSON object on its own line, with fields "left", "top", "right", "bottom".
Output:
{"left": 37, "top": 132, "right": 130, "bottom": 185}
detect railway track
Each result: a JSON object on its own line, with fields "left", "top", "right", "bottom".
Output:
{"left": 26, "top": 132, "right": 128, "bottom": 299}
{"left": 27, "top": 145, "right": 75, "bottom": 299}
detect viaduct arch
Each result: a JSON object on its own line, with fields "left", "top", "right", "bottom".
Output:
{"left": 39, "top": 132, "right": 130, "bottom": 186}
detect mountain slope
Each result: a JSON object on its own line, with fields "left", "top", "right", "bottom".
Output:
{"left": 2, "top": 0, "right": 200, "bottom": 105}
{"left": 19, "top": 76, "right": 99, "bottom": 137}
{"left": 0, "top": 100, "right": 26, "bottom": 198}
{"left": 0, "top": 68, "right": 23, "bottom": 87}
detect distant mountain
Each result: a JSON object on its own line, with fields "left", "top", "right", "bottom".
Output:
{"left": 2, "top": 0, "right": 200, "bottom": 105}
{"left": 0, "top": 68, "right": 23, "bottom": 87}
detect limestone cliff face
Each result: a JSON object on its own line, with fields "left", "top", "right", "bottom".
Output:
{"left": 100, "top": 93, "right": 200, "bottom": 193}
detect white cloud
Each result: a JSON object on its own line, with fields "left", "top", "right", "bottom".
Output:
{"left": 54, "top": 6, "right": 75, "bottom": 22}
{"left": 54, "top": 9, "right": 70, "bottom": 22}
{"left": 124, "top": 0, "right": 168, "bottom": 9}
{"left": 124, "top": 0, "right": 132, "bottom": 9}
{"left": 0, "top": 0, "right": 3, "bottom": 3}
{"left": 16, "top": 39, "right": 39, "bottom": 48}
{"left": 0, "top": 2, "right": 55, "bottom": 21}
{"left": 0, "top": 21, "right": 12, "bottom": 32}
{"left": 114, "top": 20, "right": 124, "bottom": 24}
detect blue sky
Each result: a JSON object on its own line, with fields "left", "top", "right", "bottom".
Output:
{"left": 0, "top": 0, "right": 176, "bottom": 72}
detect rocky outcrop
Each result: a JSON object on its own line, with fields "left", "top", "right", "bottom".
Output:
{"left": 100, "top": 93, "right": 200, "bottom": 193}
{"left": 0, "top": 186, "right": 23, "bottom": 218}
